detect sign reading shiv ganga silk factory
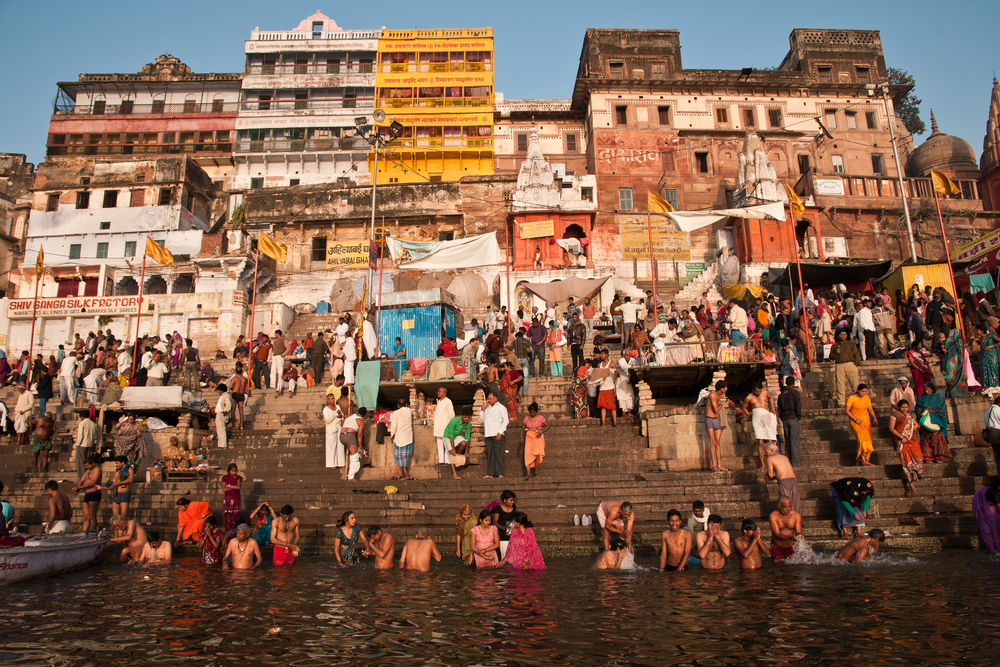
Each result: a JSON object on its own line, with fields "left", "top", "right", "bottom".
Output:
{"left": 6, "top": 296, "right": 146, "bottom": 319}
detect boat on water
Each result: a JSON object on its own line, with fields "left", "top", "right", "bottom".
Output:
{"left": 0, "top": 533, "right": 107, "bottom": 585}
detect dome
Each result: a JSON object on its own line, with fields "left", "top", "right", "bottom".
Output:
{"left": 907, "top": 110, "right": 979, "bottom": 177}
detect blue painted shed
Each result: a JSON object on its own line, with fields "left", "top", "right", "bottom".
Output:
{"left": 377, "top": 288, "right": 458, "bottom": 360}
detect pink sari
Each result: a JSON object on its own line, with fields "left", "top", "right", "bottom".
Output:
{"left": 503, "top": 526, "right": 546, "bottom": 570}
{"left": 471, "top": 524, "right": 499, "bottom": 569}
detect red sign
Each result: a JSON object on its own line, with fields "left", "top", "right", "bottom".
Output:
{"left": 369, "top": 240, "right": 379, "bottom": 270}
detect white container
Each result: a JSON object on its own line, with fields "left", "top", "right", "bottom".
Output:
{"left": 582, "top": 515, "right": 591, "bottom": 526}
{"left": 573, "top": 514, "right": 580, "bottom": 526}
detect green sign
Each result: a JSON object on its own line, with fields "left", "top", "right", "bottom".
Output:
{"left": 686, "top": 262, "right": 706, "bottom": 277}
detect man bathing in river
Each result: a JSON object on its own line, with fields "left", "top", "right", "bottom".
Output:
{"left": 270, "top": 505, "right": 299, "bottom": 566}
{"left": 597, "top": 500, "right": 634, "bottom": 550}
{"left": 836, "top": 529, "right": 886, "bottom": 564}
{"left": 72, "top": 456, "right": 102, "bottom": 533}
{"left": 766, "top": 444, "right": 800, "bottom": 515}
{"left": 768, "top": 497, "right": 803, "bottom": 563}
{"left": 398, "top": 527, "right": 441, "bottom": 572}
{"left": 223, "top": 524, "right": 262, "bottom": 569}
{"left": 659, "top": 509, "right": 692, "bottom": 572}
{"left": 44, "top": 480, "right": 72, "bottom": 533}
{"left": 595, "top": 538, "right": 630, "bottom": 570}
{"left": 139, "top": 531, "right": 172, "bottom": 567}
{"left": 742, "top": 382, "right": 777, "bottom": 470}
{"left": 364, "top": 526, "right": 396, "bottom": 569}
{"left": 695, "top": 514, "right": 730, "bottom": 570}
{"left": 734, "top": 519, "right": 769, "bottom": 570}
{"left": 109, "top": 514, "right": 147, "bottom": 563}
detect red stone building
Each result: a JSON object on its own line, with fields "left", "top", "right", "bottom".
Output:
{"left": 981, "top": 77, "right": 1000, "bottom": 211}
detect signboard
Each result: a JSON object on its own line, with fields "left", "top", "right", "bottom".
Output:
{"left": 232, "top": 291, "right": 247, "bottom": 307}
{"left": 686, "top": 262, "right": 707, "bottom": 277}
{"left": 952, "top": 227, "right": 1000, "bottom": 262}
{"left": 369, "top": 240, "right": 380, "bottom": 270}
{"left": 6, "top": 296, "right": 144, "bottom": 319}
{"left": 519, "top": 220, "right": 555, "bottom": 239}
{"left": 732, "top": 188, "right": 747, "bottom": 209}
{"left": 617, "top": 215, "right": 690, "bottom": 261}
{"left": 326, "top": 241, "right": 370, "bottom": 269}
{"left": 814, "top": 178, "right": 846, "bottom": 196}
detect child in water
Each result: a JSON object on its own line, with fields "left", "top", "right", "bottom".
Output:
{"left": 594, "top": 537, "right": 630, "bottom": 570}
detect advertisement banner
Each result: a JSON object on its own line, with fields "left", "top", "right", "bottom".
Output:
{"left": 519, "top": 220, "right": 555, "bottom": 239}
{"left": 325, "top": 240, "right": 370, "bottom": 269}
{"left": 952, "top": 227, "right": 1000, "bottom": 262}
{"left": 379, "top": 39, "right": 492, "bottom": 52}
{"left": 618, "top": 215, "right": 690, "bottom": 261}
{"left": 6, "top": 296, "right": 145, "bottom": 319}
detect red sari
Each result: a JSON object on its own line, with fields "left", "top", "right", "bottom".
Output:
{"left": 499, "top": 370, "right": 521, "bottom": 420}
{"left": 906, "top": 349, "right": 933, "bottom": 396}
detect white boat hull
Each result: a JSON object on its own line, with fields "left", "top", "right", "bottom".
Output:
{"left": 0, "top": 534, "right": 107, "bottom": 585}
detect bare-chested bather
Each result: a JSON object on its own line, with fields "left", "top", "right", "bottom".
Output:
{"left": 364, "top": 525, "right": 396, "bottom": 569}
{"left": 594, "top": 538, "right": 629, "bottom": 570}
{"left": 733, "top": 520, "right": 769, "bottom": 570}
{"left": 139, "top": 531, "right": 173, "bottom": 567}
{"left": 597, "top": 500, "right": 634, "bottom": 550}
{"left": 695, "top": 514, "right": 730, "bottom": 570}
{"left": 108, "top": 514, "right": 148, "bottom": 563}
{"left": 223, "top": 524, "right": 262, "bottom": 570}
{"left": 659, "top": 509, "right": 692, "bottom": 572}
{"left": 398, "top": 527, "right": 441, "bottom": 572}
{"left": 836, "top": 529, "right": 885, "bottom": 564}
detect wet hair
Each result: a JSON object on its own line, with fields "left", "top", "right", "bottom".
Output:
{"left": 715, "top": 380, "right": 727, "bottom": 390}
{"left": 511, "top": 511, "right": 533, "bottom": 528}
{"left": 204, "top": 516, "right": 217, "bottom": 526}
{"left": 478, "top": 509, "right": 492, "bottom": 522}
{"left": 667, "top": 509, "right": 681, "bottom": 520}
{"left": 45, "top": 480, "right": 59, "bottom": 491}
{"left": 856, "top": 383, "right": 868, "bottom": 392}
{"left": 692, "top": 500, "right": 705, "bottom": 510}
{"left": 528, "top": 402, "right": 539, "bottom": 413}
{"left": 897, "top": 399, "right": 911, "bottom": 409}
{"left": 336, "top": 511, "right": 355, "bottom": 527}
{"left": 620, "top": 501, "right": 633, "bottom": 514}
{"left": 867, "top": 529, "right": 886, "bottom": 541}
{"left": 501, "top": 490, "right": 517, "bottom": 502}
{"left": 147, "top": 531, "right": 161, "bottom": 542}
{"left": 281, "top": 505, "right": 294, "bottom": 516}
{"left": 707, "top": 514, "right": 722, "bottom": 525}
{"left": 741, "top": 519, "right": 757, "bottom": 532}
{"left": 609, "top": 537, "right": 628, "bottom": 551}
{"left": 227, "top": 463, "right": 238, "bottom": 473}
{"left": 176, "top": 497, "right": 190, "bottom": 507}
{"left": 367, "top": 525, "right": 382, "bottom": 538}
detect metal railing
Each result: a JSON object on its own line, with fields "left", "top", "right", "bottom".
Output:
{"left": 627, "top": 336, "right": 773, "bottom": 366}
{"left": 245, "top": 63, "right": 375, "bottom": 75}
{"left": 233, "top": 137, "right": 370, "bottom": 153}
{"left": 373, "top": 356, "right": 477, "bottom": 383}
{"left": 47, "top": 143, "right": 233, "bottom": 157}
{"left": 376, "top": 96, "right": 491, "bottom": 110}
{"left": 392, "top": 137, "right": 493, "bottom": 150}
{"left": 53, "top": 101, "right": 239, "bottom": 116}
{"left": 240, "top": 98, "right": 374, "bottom": 111}
{"left": 378, "top": 62, "right": 492, "bottom": 74}
{"left": 798, "top": 171, "right": 981, "bottom": 201}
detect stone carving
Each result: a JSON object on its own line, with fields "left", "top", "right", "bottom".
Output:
{"left": 735, "top": 132, "right": 786, "bottom": 204}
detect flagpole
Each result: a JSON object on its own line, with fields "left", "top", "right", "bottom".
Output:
{"left": 787, "top": 201, "right": 813, "bottom": 369}
{"left": 376, "top": 234, "right": 385, "bottom": 357}
{"left": 646, "top": 213, "right": 658, "bottom": 319}
{"left": 505, "top": 220, "right": 512, "bottom": 340}
{"left": 933, "top": 188, "right": 964, "bottom": 342}
{"left": 246, "top": 250, "right": 260, "bottom": 347}
{"left": 132, "top": 253, "right": 147, "bottom": 379}
{"left": 28, "top": 270, "right": 40, "bottom": 364}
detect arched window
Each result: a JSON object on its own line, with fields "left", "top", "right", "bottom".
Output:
{"left": 172, "top": 275, "right": 195, "bottom": 293}
{"left": 116, "top": 276, "right": 139, "bottom": 296}
{"left": 144, "top": 276, "right": 167, "bottom": 294}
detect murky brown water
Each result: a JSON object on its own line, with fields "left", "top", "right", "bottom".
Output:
{"left": 2, "top": 550, "right": 999, "bottom": 665}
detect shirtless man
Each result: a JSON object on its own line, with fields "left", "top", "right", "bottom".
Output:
{"left": 44, "top": 480, "right": 72, "bottom": 533}
{"left": 695, "top": 514, "right": 731, "bottom": 571}
{"left": 270, "top": 505, "right": 300, "bottom": 566}
{"left": 706, "top": 381, "right": 728, "bottom": 472}
{"left": 836, "top": 529, "right": 886, "bottom": 564}
{"left": 742, "top": 382, "right": 777, "bottom": 470}
{"left": 768, "top": 497, "right": 803, "bottom": 563}
{"left": 108, "top": 514, "right": 147, "bottom": 563}
{"left": 766, "top": 444, "right": 800, "bottom": 515}
{"left": 32, "top": 413, "right": 67, "bottom": 473}
{"left": 733, "top": 519, "right": 769, "bottom": 570}
{"left": 72, "top": 456, "right": 102, "bottom": 532}
{"left": 228, "top": 362, "right": 248, "bottom": 429}
{"left": 223, "top": 524, "right": 262, "bottom": 570}
{"left": 139, "top": 531, "right": 173, "bottom": 567}
{"left": 398, "top": 527, "right": 441, "bottom": 572}
{"left": 597, "top": 500, "right": 635, "bottom": 550}
{"left": 659, "top": 509, "right": 692, "bottom": 572}
{"left": 594, "top": 537, "right": 629, "bottom": 570}
{"left": 364, "top": 525, "right": 396, "bottom": 570}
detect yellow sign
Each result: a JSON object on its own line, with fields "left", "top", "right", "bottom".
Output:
{"left": 618, "top": 215, "right": 690, "bottom": 261}
{"left": 6, "top": 296, "right": 145, "bottom": 319}
{"left": 952, "top": 227, "right": 1000, "bottom": 262}
{"left": 402, "top": 319, "right": 415, "bottom": 330}
{"left": 519, "top": 220, "right": 555, "bottom": 239}
{"left": 379, "top": 39, "right": 492, "bottom": 52}
{"left": 326, "top": 241, "right": 369, "bottom": 269}
{"left": 378, "top": 73, "right": 491, "bottom": 87}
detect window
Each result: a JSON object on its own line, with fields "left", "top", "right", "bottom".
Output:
{"left": 80, "top": 177, "right": 91, "bottom": 185}
{"left": 824, "top": 110, "right": 837, "bottom": 130}
{"left": 832, "top": 155, "right": 845, "bottom": 173}
{"left": 856, "top": 67, "right": 870, "bottom": 85}
{"left": 818, "top": 66, "right": 832, "bottom": 83}
{"left": 865, "top": 111, "right": 877, "bottom": 129}
{"left": 618, "top": 188, "right": 633, "bottom": 210}
{"left": 845, "top": 112, "right": 857, "bottom": 129}
{"left": 429, "top": 175, "right": 442, "bottom": 182}
{"left": 158, "top": 188, "right": 172, "bottom": 205}
{"left": 871, "top": 154, "right": 885, "bottom": 174}
{"left": 257, "top": 93, "right": 271, "bottom": 111}
{"left": 96, "top": 242, "right": 108, "bottom": 258}
{"left": 716, "top": 108, "right": 728, "bottom": 123}
{"left": 124, "top": 241, "right": 136, "bottom": 257}
{"left": 99, "top": 221, "right": 111, "bottom": 230}
{"left": 695, "top": 152, "right": 709, "bottom": 173}
{"left": 798, "top": 154, "right": 811, "bottom": 175}
{"left": 581, "top": 187, "right": 594, "bottom": 202}
{"left": 250, "top": 178, "right": 264, "bottom": 189}
{"left": 651, "top": 62, "right": 666, "bottom": 78}
{"left": 135, "top": 174, "right": 145, "bottom": 183}
{"left": 662, "top": 188, "right": 679, "bottom": 209}
{"left": 438, "top": 231, "right": 455, "bottom": 241}
{"left": 516, "top": 133, "right": 528, "bottom": 152}
{"left": 76, "top": 191, "right": 90, "bottom": 209}
{"left": 45, "top": 194, "right": 59, "bottom": 211}
{"left": 609, "top": 62, "right": 624, "bottom": 79}
{"left": 294, "top": 90, "right": 308, "bottom": 110}
{"left": 311, "top": 237, "right": 327, "bottom": 262}
{"left": 742, "top": 108, "right": 755, "bottom": 127}
{"left": 565, "top": 133, "right": 578, "bottom": 153}
{"left": 212, "top": 99, "right": 224, "bottom": 113}
{"left": 183, "top": 99, "right": 198, "bottom": 113}
{"left": 120, "top": 100, "right": 133, "bottom": 115}
{"left": 92, "top": 100, "right": 106, "bottom": 115}
{"left": 768, "top": 108, "right": 782, "bottom": 128}
{"left": 130, "top": 190, "right": 144, "bottom": 207}
{"left": 615, "top": 106, "right": 627, "bottom": 125}
{"left": 102, "top": 190, "right": 118, "bottom": 208}
{"left": 69, "top": 244, "right": 81, "bottom": 260}
{"left": 312, "top": 21, "right": 323, "bottom": 38}
{"left": 661, "top": 152, "right": 675, "bottom": 172}
{"left": 295, "top": 57, "right": 309, "bottom": 75}
{"left": 658, "top": 105, "right": 670, "bottom": 125}
{"left": 289, "top": 178, "right": 300, "bottom": 186}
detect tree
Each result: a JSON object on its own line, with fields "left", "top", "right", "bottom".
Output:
{"left": 887, "top": 68, "right": 926, "bottom": 136}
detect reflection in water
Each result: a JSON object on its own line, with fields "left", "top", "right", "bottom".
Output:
{"left": 1, "top": 553, "right": 1000, "bottom": 665}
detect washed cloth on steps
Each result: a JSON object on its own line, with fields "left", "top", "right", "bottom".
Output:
{"left": 354, "top": 361, "right": 381, "bottom": 411}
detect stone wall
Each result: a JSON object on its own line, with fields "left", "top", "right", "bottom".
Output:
{"left": 642, "top": 406, "right": 741, "bottom": 471}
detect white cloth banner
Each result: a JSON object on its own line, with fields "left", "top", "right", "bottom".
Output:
{"left": 120, "top": 386, "right": 184, "bottom": 409}
{"left": 666, "top": 202, "right": 786, "bottom": 233}
{"left": 389, "top": 233, "right": 502, "bottom": 269}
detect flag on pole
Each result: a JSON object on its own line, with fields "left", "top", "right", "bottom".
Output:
{"left": 257, "top": 231, "right": 288, "bottom": 263}
{"left": 931, "top": 169, "right": 961, "bottom": 197}
{"left": 648, "top": 191, "right": 676, "bottom": 214}
{"left": 144, "top": 237, "right": 174, "bottom": 266}
{"left": 36, "top": 246, "right": 44, "bottom": 278}
{"left": 784, "top": 182, "right": 805, "bottom": 222}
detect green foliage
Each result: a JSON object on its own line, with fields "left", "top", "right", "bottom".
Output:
{"left": 887, "top": 68, "right": 927, "bottom": 136}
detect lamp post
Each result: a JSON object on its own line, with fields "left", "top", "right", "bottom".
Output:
{"left": 354, "top": 115, "right": 404, "bottom": 317}
{"left": 877, "top": 82, "right": 918, "bottom": 262}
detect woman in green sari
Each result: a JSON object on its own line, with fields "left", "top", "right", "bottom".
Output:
{"left": 982, "top": 317, "right": 1000, "bottom": 389}
{"left": 455, "top": 504, "right": 477, "bottom": 565}
{"left": 333, "top": 511, "right": 369, "bottom": 567}
{"left": 914, "top": 382, "right": 953, "bottom": 463}
{"left": 941, "top": 309, "right": 969, "bottom": 397}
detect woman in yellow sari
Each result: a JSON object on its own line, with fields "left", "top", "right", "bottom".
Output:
{"left": 845, "top": 383, "right": 879, "bottom": 466}
{"left": 454, "top": 504, "right": 477, "bottom": 565}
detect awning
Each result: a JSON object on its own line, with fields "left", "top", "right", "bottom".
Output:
{"left": 388, "top": 233, "right": 502, "bottom": 269}
{"left": 521, "top": 276, "right": 610, "bottom": 304}
{"left": 770, "top": 261, "right": 893, "bottom": 290}
{"left": 666, "top": 202, "right": 785, "bottom": 233}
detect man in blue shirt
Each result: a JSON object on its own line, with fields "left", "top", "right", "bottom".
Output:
{"left": 527, "top": 318, "right": 548, "bottom": 378}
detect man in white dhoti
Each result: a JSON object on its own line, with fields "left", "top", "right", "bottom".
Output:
{"left": 742, "top": 381, "right": 778, "bottom": 471}
{"left": 344, "top": 334, "right": 357, "bottom": 385}
{"left": 650, "top": 314, "right": 671, "bottom": 366}
{"left": 323, "top": 394, "right": 345, "bottom": 468}
{"left": 362, "top": 318, "right": 378, "bottom": 360}
{"left": 214, "top": 383, "right": 232, "bottom": 450}
{"left": 615, "top": 353, "right": 636, "bottom": 417}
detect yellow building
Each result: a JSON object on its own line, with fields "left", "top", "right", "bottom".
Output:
{"left": 373, "top": 28, "right": 494, "bottom": 183}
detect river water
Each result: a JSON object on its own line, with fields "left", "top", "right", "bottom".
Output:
{"left": 2, "top": 550, "right": 1000, "bottom": 665}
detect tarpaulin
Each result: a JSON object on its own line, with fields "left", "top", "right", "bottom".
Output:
{"left": 771, "top": 261, "right": 892, "bottom": 290}
{"left": 722, "top": 284, "right": 764, "bottom": 300}
{"left": 666, "top": 202, "right": 785, "bottom": 233}
{"left": 354, "top": 361, "right": 380, "bottom": 411}
{"left": 389, "top": 233, "right": 502, "bottom": 269}
{"left": 353, "top": 271, "right": 394, "bottom": 300}
{"left": 120, "top": 386, "right": 184, "bottom": 409}
{"left": 522, "top": 276, "right": 610, "bottom": 304}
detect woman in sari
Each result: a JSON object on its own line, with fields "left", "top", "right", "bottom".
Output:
{"left": 455, "top": 504, "right": 477, "bottom": 565}
{"left": 570, "top": 359, "right": 591, "bottom": 419}
{"left": 546, "top": 321, "right": 564, "bottom": 377}
{"left": 631, "top": 324, "right": 650, "bottom": 355}
{"left": 198, "top": 516, "right": 224, "bottom": 566}
{"left": 499, "top": 512, "right": 546, "bottom": 570}
{"left": 499, "top": 362, "right": 522, "bottom": 421}
{"left": 0, "top": 355, "right": 9, "bottom": 387}
{"left": 333, "top": 510, "right": 368, "bottom": 567}
{"left": 830, "top": 477, "right": 874, "bottom": 538}
{"left": 249, "top": 503, "right": 276, "bottom": 548}
{"left": 906, "top": 341, "right": 933, "bottom": 395}
{"left": 942, "top": 309, "right": 978, "bottom": 396}
{"left": 171, "top": 333, "right": 184, "bottom": 370}
{"left": 112, "top": 415, "right": 146, "bottom": 464}
{"left": 469, "top": 510, "right": 500, "bottom": 569}
{"left": 895, "top": 290, "right": 910, "bottom": 339}
{"left": 520, "top": 402, "right": 549, "bottom": 478}
{"left": 846, "top": 384, "right": 878, "bottom": 466}
{"left": 980, "top": 317, "right": 1000, "bottom": 389}
{"left": 908, "top": 299, "right": 926, "bottom": 344}
{"left": 914, "top": 382, "right": 953, "bottom": 463}
{"left": 961, "top": 293, "right": 981, "bottom": 336}
{"left": 815, "top": 298, "right": 834, "bottom": 344}
{"left": 888, "top": 399, "right": 924, "bottom": 496}
{"left": 390, "top": 337, "right": 407, "bottom": 378}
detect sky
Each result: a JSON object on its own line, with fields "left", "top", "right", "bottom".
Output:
{"left": 0, "top": 0, "right": 997, "bottom": 166}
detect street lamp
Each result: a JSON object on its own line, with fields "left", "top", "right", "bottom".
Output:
{"left": 875, "top": 83, "right": 918, "bottom": 261}
{"left": 353, "top": 113, "right": 403, "bottom": 314}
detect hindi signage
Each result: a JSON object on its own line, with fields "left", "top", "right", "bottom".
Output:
{"left": 814, "top": 178, "right": 845, "bottom": 196}
{"left": 326, "top": 240, "right": 370, "bottom": 269}
{"left": 617, "top": 215, "right": 690, "bottom": 261}
{"left": 6, "top": 296, "right": 145, "bottom": 319}
{"left": 952, "top": 227, "right": 1000, "bottom": 262}
{"left": 519, "top": 220, "right": 555, "bottom": 239}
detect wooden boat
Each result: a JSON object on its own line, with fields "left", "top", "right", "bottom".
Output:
{"left": 0, "top": 533, "right": 107, "bottom": 585}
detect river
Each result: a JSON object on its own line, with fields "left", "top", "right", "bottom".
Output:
{"left": 2, "top": 550, "right": 999, "bottom": 665}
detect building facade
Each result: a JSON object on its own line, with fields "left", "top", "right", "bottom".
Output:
{"left": 981, "top": 77, "right": 1000, "bottom": 212}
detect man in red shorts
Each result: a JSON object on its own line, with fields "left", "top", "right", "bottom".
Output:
{"left": 270, "top": 504, "right": 299, "bottom": 566}
{"left": 768, "top": 497, "right": 803, "bottom": 562}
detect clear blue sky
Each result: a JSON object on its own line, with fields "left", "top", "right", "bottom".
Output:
{"left": 1, "top": 0, "right": 996, "bottom": 166}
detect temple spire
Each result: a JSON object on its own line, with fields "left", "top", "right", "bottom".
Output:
{"left": 930, "top": 109, "right": 940, "bottom": 136}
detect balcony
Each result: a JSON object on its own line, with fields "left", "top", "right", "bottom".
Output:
{"left": 797, "top": 171, "right": 981, "bottom": 202}
{"left": 376, "top": 96, "right": 492, "bottom": 110}
{"left": 245, "top": 63, "right": 375, "bottom": 76}
{"left": 53, "top": 101, "right": 239, "bottom": 116}
{"left": 240, "top": 98, "right": 374, "bottom": 112}
{"left": 393, "top": 137, "right": 493, "bottom": 150}
{"left": 378, "top": 62, "right": 492, "bottom": 74}
{"left": 233, "top": 137, "right": 371, "bottom": 153}
{"left": 47, "top": 143, "right": 233, "bottom": 157}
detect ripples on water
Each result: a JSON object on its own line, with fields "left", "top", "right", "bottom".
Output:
{"left": 3, "top": 551, "right": 1000, "bottom": 665}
